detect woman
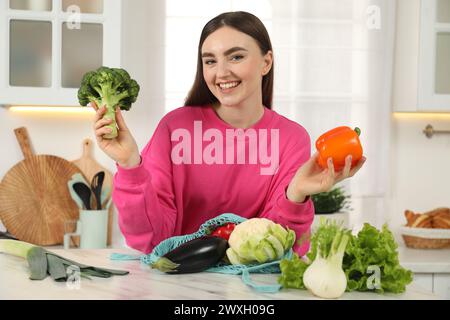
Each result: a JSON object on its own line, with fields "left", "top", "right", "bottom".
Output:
{"left": 91, "top": 11, "right": 365, "bottom": 256}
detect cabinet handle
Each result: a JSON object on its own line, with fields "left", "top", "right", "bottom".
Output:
{"left": 423, "top": 124, "right": 450, "bottom": 138}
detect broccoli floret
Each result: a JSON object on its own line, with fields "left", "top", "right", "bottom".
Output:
{"left": 77, "top": 66, "right": 140, "bottom": 139}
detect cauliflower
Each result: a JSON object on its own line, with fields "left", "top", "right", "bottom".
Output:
{"left": 226, "top": 218, "right": 296, "bottom": 265}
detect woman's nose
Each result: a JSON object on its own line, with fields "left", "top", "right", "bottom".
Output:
{"left": 216, "top": 60, "right": 231, "bottom": 78}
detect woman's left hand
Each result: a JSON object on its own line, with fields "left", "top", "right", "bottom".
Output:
{"left": 286, "top": 153, "right": 366, "bottom": 203}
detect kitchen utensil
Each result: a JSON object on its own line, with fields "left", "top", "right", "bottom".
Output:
{"left": 68, "top": 182, "right": 85, "bottom": 210}
{"left": 71, "top": 138, "right": 114, "bottom": 245}
{"left": 91, "top": 171, "right": 105, "bottom": 210}
{"left": 69, "top": 173, "right": 90, "bottom": 187}
{"left": 0, "top": 127, "right": 82, "bottom": 245}
{"left": 67, "top": 173, "right": 92, "bottom": 248}
{"left": 73, "top": 182, "right": 92, "bottom": 210}
{"left": 67, "top": 173, "right": 90, "bottom": 209}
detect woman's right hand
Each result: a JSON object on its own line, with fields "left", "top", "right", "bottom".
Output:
{"left": 91, "top": 101, "right": 141, "bottom": 168}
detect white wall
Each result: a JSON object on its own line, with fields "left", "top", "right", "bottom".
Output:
{"left": 390, "top": 115, "right": 450, "bottom": 237}
{"left": 0, "top": 0, "right": 166, "bottom": 248}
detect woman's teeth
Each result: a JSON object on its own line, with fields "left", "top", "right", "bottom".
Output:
{"left": 219, "top": 81, "right": 240, "bottom": 89}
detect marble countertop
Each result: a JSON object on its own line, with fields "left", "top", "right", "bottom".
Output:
{"left": 398, "top": 246, "right": 450, "bottom": 273}
{"left": 0, "top": 248, "right": 441, "bottom": 300}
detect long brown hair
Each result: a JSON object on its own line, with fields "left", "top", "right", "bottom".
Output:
{"left": 184, "top": 11, "right": 274, "bottom": 109}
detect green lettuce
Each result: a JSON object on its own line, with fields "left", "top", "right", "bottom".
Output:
{"left": 344, "top": 223, "right": 413, "bottom": 293}
{"left": 279, "top": 253, "right": 309, "bottom": 289}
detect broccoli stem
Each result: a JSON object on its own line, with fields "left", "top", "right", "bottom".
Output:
{"left": 101, "top": 89, "right": 129, "bottom": 139}
{"left": 103, "top": 106, "right": 118, "bottom": 139}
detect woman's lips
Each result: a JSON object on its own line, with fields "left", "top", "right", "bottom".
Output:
{"left": 217, "top": 81, "right": 241, "bottom": 93}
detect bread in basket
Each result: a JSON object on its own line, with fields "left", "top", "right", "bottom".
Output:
{"left": 401, "top": 207, "right": 450, "bottom": 249}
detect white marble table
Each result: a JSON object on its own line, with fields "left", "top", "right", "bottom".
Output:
{"left": 0, "top": 248, "right": 441, "bottom": 300}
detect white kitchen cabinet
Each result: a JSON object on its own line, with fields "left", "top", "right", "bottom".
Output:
{"left": 392, "top": 0, "right": 450, "bottom": 112}
{"left": 399, "top": 246, "right": 450, "bottom": 299}
{"left": 0, "top": 0, "right": 121, "bottom": 106}
{"left": 412, "top": 273, "right": 433, "bottom": 292}
{"left": 433, "top": 274, "right": 450, "bottom": 299}
{"left": 412, "top": 273, "right": 450, "bottom": 299}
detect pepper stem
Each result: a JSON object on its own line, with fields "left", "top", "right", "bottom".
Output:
{"left": 354, "top": 127, "right": 361, "bottom": 136}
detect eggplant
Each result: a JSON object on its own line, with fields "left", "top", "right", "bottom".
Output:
{"left": 151, "top": 236, "right": 228, "bottom": 274}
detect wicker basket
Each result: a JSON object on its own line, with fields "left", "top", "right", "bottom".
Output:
{"left": 400, "top": 226, "right": 450, "bottom": 249}
{"left": 402, "top": 235, "right": 450, "bottom": 249}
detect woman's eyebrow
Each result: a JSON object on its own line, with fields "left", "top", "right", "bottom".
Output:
{"left": 201, "top": 46, "right": 248, "bottom": 58}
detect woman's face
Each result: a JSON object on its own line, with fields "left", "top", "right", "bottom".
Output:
{"left": 201, "top": 26, "right": 272, "bottom": 108}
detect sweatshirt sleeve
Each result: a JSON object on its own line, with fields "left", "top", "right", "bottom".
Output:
{"left": 258, "top": 128, "right": 315, "bottom": 257}
{"left": 112, "top": 119, "right": 177, "bottom": 254}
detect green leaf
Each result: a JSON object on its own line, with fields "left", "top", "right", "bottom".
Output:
{"left": 254, "top": 239, "right": 276, "bottom": 263}
{"left": 45, "top": 252, "right": 129, "bottom": 277}
{"left": 265, "top": 235, "right": 285, "bottom": 259}
{"left": 312, "top": 187, "right": 351, "bottom": 213}
{"left": 343, "top": 223, "right": 413, "bottom": 293}
{"left": 80, "top": 268, "right": 114, "bottom": 278}
{"left": 284, "top": 229, "right": 296, "bottom": 250}
{"left": 27, "top": 247, "right": 48, "bottom": 280}
{"left": 46, "top": 254, "right": 68, "bottom": 281}
{"left": 270, "top": 224, "right": 289, "bottom": 248}
{"left": 278, "top": 253, "right": 309, "bottom": 289}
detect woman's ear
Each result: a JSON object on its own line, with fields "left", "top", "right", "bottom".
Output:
{"left": 262, "top": 50, "right": 273, "bottom": 76}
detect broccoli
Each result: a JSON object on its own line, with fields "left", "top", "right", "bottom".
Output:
{"left": 77, "top": 66, "right": 140, "bottom": 139}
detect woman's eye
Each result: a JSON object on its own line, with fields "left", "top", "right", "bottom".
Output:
{"left": 204, "top": 60, "right": 216, "bottom": 65}
{"left": 231, "top": 55, "right": 244, "bottom": 61}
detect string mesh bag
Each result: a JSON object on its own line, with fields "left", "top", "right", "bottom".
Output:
{"left": 111, "top": 213, "right": 294, "bottom": 293}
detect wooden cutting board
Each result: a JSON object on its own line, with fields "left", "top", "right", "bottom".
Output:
{"left": 72, "top": 138, "right": 114, "bottom": 245}
{"left": 0, "top": 127, "right": 83, "bottom": 245}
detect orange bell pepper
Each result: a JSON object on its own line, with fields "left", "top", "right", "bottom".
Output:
{"left": 315, "top": 126, "right": 363, "bottom": 171}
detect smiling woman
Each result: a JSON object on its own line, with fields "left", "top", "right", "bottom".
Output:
{"left": 92, "top": 10, "right": 365, "bottom": 259}
{"left": 200, "top": 28, "right": 273, "bottom": 129}
{"left": 185, "top": 12, "right": 274, "bottom": 121}
{"left": 200, "top": 43, "right": 268, "bottom": 100}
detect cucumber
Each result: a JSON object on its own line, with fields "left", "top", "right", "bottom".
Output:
{"left": 151, "top": 236, "right": 228, "bottom": 274}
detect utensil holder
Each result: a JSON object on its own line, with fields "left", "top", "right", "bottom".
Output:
{"left": 64, "top": 209, "right": 108, "bottom": 249}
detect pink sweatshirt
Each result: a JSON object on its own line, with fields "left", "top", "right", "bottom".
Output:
{"left": 112, "top": 105, "right": 315, "bottom": 256}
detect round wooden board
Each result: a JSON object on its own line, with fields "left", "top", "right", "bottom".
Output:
{"left": 0, "top": 155, "right": 83, "bottom": 245}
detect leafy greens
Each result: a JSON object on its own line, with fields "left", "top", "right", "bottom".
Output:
{"left": 279, "top": 221, "right": 413, "bottom": 294}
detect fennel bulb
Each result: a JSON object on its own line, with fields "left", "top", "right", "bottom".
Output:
{"left": 303, "top": 219, "right": 350, "bottom": 299}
